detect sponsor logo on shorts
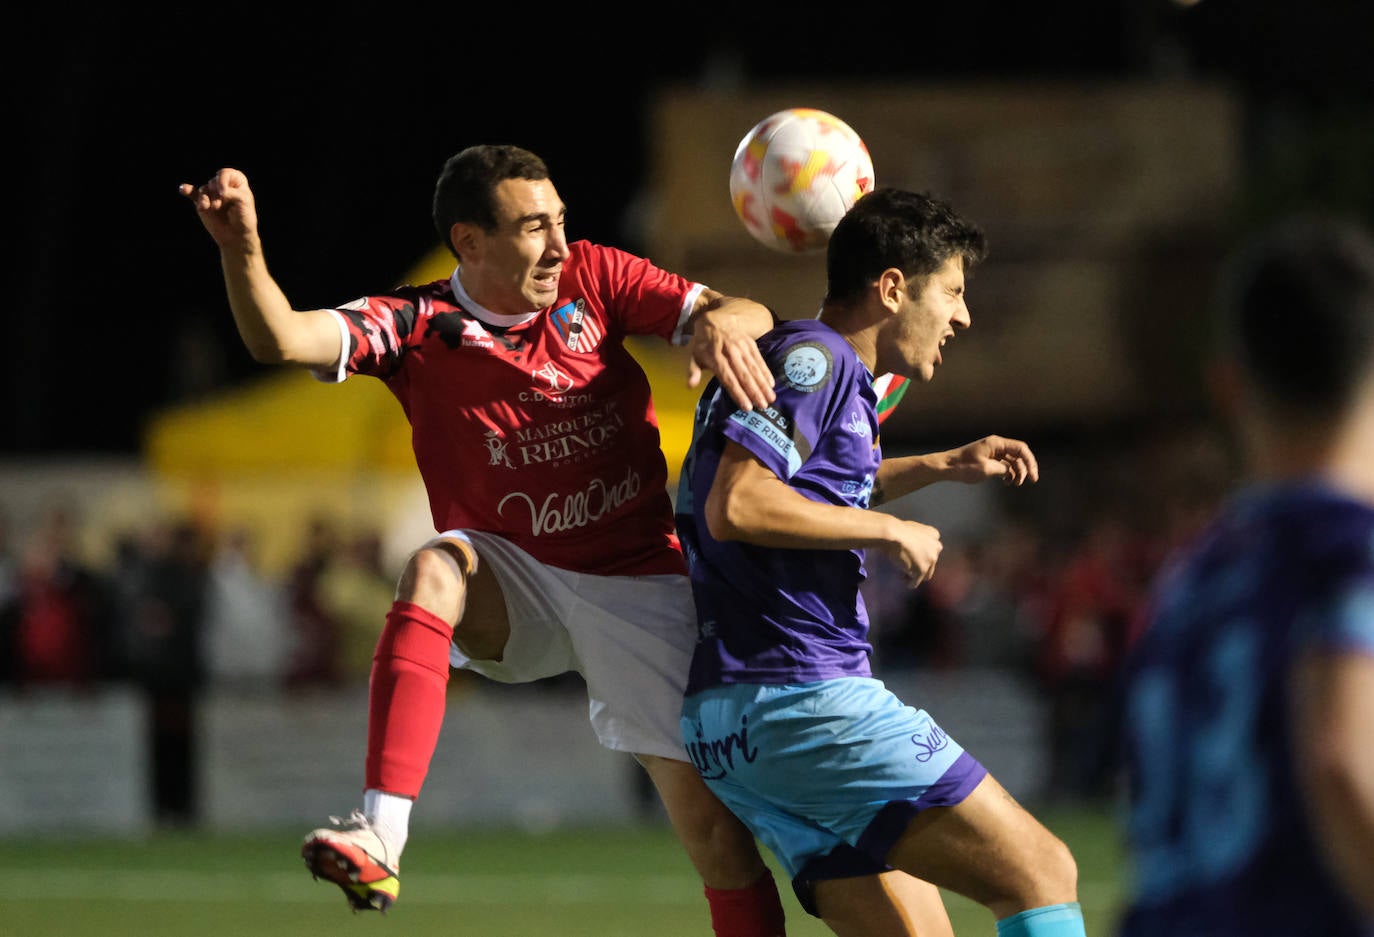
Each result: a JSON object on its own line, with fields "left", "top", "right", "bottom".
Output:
{"left": 911, "top": 724, "right": 950, "bottom": 763}
{"left": 686, "top": 716, "right": 758, "bottom": 781}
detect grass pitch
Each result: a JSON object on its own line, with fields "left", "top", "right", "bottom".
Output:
{"left": 1, "top": 806, "right": 1125, "bottom": 936}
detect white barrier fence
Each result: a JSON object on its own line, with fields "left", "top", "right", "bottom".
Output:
{"left": 0, "top": 687, "right": 152, "bottom": 835}
{"left": 0, "top": 671, "right": 1047, "bottom": 837}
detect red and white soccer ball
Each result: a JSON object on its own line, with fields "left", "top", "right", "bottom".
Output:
{"left": 729, "top": 108, "right": 876, "bottom": 254}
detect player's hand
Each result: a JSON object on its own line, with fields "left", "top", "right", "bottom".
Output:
{"left": 941, "top": 435, "right": 1039, "bottom": 487}
{"left": 882, "top": 518, "right": 943, "bottom": 588}
{"left": 686, "top": 303, "right": 776, "bottom": 412}
{"left": 178, "top": 168, "right": 259, "bottom": 249}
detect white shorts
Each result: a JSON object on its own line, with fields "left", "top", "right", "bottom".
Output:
{"left": 436, "top": 529, "right": 696, "bottom": 761}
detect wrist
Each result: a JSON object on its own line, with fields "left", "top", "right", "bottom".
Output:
{"left": 940, "top": 450, "right": 961, "bottom": 478}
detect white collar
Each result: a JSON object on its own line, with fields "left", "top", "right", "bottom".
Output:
{"left": 449, "top": 268, "right": 541, "bottom": 328}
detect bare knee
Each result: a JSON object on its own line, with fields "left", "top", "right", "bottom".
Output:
{"left": 395, "top": 545, "right": 466, "bottom": 624}
{"left": 1035, "top": 831, "right": 1078, "bottom": 903}
{"left": 886, "top": 776, "right": 1080, "bottom": 917}
{"left": 978, "top": 824, "right": 1078, "bottom": 917}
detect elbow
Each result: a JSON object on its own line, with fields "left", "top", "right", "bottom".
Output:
{"left": 243, "top": 337, "right": 287, "bottom": 365}
{"left": 704, "top": 487, "right": 748, "bottom": 543}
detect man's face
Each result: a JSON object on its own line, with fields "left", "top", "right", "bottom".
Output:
{"left": 460, "top": 177, "right": 570, "bottom": 315}
{"left": 894, "top": 255, "right": 970, "bottom": 383}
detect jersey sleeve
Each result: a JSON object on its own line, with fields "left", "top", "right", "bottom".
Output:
{"left": 1326, "top": 582, "right": 1374, "bottom": 654}
{"left": 576, "top": 241, "right": 702, "bottom": 345}
{"left": 311, "top": 289, "right": 424, "bottom": 383}
{"left": 1298, "top": 575, "right": 1374, "bottom": 657}
{"left": 1291, "top": 513, "right": 1374, "bottom": 657}
{"left": 719, "top": 335, "right": 846, "bottom": 481}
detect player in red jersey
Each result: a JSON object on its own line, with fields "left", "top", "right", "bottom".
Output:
{"left": 180, "top": 145, "right": 789, "bottom": 935}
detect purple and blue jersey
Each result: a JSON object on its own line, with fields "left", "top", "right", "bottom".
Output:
{"left": 1119, "top": 480, "right": 1374, "bottom": 936}
{"left": 676, "top": 319, "right": 991, "bottom": 906}
{"left": 676, "top": 320, "right": 882, "bottom": 692}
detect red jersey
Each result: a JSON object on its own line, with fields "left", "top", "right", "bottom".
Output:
{"left": 319, "top": 240, "right": 700, "bottom": 576}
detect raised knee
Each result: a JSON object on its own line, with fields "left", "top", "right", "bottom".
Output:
{"left": 1020, "top": 832, "right": 1078, "bottom": 908}
{"left": 396, "top": 545, "right": 466, "bottom": 623}
{"left": 1045, "top": 834, "right": 1078, "bottom": 897}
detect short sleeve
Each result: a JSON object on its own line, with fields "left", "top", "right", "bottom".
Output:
{"left": 317, "top": 292, "right": 423, "bottom": 382}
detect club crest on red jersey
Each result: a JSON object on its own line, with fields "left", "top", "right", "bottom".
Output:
{"left": 552, "top": 299, "right": 603, "bottom": 352}
{"left": 532, "top": 361, "right": 574, "bottom": 395}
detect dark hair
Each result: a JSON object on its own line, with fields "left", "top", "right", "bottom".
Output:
{"left": 1216, "top": 215, "right": 1374, "bottom": 410}
{"left": 432, "top": 144, "right": 551, "bottom": 258}
{"left": 824, "top": 188, "right": 987, "bottom": 304}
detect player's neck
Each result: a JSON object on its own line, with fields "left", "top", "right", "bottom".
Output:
{"left": 1324, "top": 393, "right": 1374, "bottom": 504}
{"left": 452, "top": 268, "right": 540, "bottom": 326}
{"left": 1250, "top": 406, "right": 1374, "bottom": 504}
{"left": 817, "top": 307, "right": 877, "bottom": 372}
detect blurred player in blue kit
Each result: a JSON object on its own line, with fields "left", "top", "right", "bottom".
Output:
{"left": 1117, "top": 217, "right": 1374, "bottom": 935}
{"left": 677, "top": 187, "right": 1086, "bottom": 937}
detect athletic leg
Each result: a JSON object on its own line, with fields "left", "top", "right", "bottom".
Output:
{"left": 884, "top": 774, "right": 1083, "bottom": 934}
{"left": 638, "top": 753, "right": 787, "bottom": 937}
{"left": 303, "top": 536, "right": 507, "bottom": 912}
{"left": 814, "top": 871, "right": 953, "bottom": 937}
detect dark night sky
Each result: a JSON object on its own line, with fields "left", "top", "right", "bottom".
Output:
{"left": 9, "top": 1, "right": 1373, "bottom": 456}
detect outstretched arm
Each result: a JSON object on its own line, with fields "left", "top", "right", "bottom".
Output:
{"left": 683, "top": 290, "right": 777, "bottom": 412}
{"left": 874, "top": 435, "right": 1039, "bottom": 506}
{"left": 179, "top": 168, "right": 341, "bottom": 370}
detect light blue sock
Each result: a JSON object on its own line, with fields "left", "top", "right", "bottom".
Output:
{"left": 995, "top": 902, "right": 1086, "bottom": 937}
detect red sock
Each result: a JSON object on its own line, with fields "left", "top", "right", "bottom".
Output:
{"left": 704, "top": 869, "right": 787, "bottom": 937}
{"left": 364, "top": 601, "right": 453, "bottom": 796}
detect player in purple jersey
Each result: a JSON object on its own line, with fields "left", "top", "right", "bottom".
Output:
{"left": 678, "top": 188, "right": 1086, "bottom": 937}
{"left": 1117, "top": 217, "right": 1374, "bottom": 936}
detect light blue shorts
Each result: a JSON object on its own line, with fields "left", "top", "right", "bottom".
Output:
{"left": 681, "top": 677, "right": 986, "bottom": 915}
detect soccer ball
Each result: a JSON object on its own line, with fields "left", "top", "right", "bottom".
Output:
{"left": 729, "top": 108, "right": 876, "bottom": 254}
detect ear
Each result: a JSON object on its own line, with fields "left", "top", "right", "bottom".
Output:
{"left": 449, "top": 222, "right": 480, "bottom": 260}
{"left": 877, "top": 268, "right": 905, "bottom": 314}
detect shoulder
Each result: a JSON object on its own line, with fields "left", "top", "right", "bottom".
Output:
{"left": 398, "top": 278, "right": 455, "bottom": 307}
{"left": 1247, "top": 483, "right": 1374, "bottom": 573}
{"left": 344, "top": 278, "right": 451, "bottom": 313}
{"left": 565, "top": 240, "right": 675, "bottom": 279}
{"left": 566, "top": 240, "right": 620, "bottom": 271}
{"left": 568, "top": 239, "right": 634, "bottom": 261}
{"left": 764, "top": 321, "right": 862, "bottom": 394}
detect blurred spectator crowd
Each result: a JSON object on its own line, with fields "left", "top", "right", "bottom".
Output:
{"left": 0, "top": 419, "right": 1240, "bottom": 818}
{"left": 0, "top": 506, "right": 395, "bottom": 824}
{"left": 0, "top": 508, "right": 395, "bottom": 695}
{"left": 867, "top": 421, "right": 1238, "bottom": 806}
